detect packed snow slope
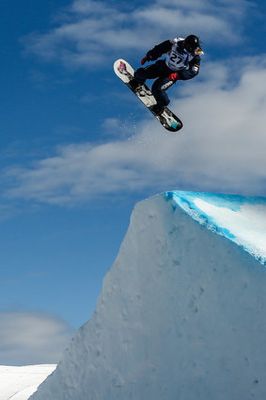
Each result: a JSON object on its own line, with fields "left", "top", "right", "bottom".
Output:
{"left": 32, "top": 191, "right": 266, "bottom": 400}
{"left": 0, "top": 365, "right": 56, "bottom": 400}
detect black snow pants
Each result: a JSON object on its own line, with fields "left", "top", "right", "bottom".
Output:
{"left": 134, "top": 60, "right": 176, "bottom": 109}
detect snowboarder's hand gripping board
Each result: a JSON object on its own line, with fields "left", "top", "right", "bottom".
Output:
{"left": 113, "top": 59, "right": 183, "bottom": 133}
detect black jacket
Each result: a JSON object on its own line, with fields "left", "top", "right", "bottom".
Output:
{"left": 146, "top": 39, "right": 201, "bottom": 80}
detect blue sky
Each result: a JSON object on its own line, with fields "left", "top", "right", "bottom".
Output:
{"left": 1, "top": 0, "right": 266, "bottom": 364}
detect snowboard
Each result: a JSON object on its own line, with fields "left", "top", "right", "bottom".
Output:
{"left": 113, "top": 59, "right": 183, "bottom": 133}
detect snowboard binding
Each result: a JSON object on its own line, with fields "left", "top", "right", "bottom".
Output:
{"left": 117, "top": 62, "right": 152, "bottom": 97}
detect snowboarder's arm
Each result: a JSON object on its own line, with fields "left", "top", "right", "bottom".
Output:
{"left": 145, "top": 40, "right": 172, "bottom": 61}
{"left": 179, "top": 55, "right": 201, "bottom": 80}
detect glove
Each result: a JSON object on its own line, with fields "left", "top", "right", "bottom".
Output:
{"left": 140, "top": 56, "right": 149, "bottom": 65}
{"left": 168, "top": 72, "right": 180, "bottom": 81}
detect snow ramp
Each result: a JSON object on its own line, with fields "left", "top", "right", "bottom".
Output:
{"left": 31, "top": 191, "right": 266, "bottom": 400}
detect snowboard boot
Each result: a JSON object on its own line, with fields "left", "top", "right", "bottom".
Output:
{"left": 150, "top": 104, "right": 165, "bottom": 115}
{"left": 129, "top": 78, "right": 143, "bottom": 92}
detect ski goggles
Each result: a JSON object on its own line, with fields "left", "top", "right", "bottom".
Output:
{"left": 194, "top": 47, "right": 204, "bottom": 56}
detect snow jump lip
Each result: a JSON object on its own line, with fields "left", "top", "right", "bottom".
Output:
{"left": 164, "top": 191, "right": 266, "bottom": 265}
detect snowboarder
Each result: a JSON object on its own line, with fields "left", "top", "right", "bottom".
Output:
{"left": 129, "top": 35, "right": 204, "bottom": 115}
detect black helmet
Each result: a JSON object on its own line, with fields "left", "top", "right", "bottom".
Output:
{"left": 184, "top": 35, "right": 203, "bottom": 55}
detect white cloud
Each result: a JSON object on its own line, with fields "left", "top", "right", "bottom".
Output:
{"left": 3, "top": 57, "right": 266, "bottom": 205}
{"left": 0, "top": 312, "right": 73, "bottom": 365}
{"left": 22, "top": 0, "right": 254, "bottom": 69}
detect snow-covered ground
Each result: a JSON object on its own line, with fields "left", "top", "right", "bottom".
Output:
{"left": 0, "top": 365, "right": 56, "bottom": 400}
{"left": 30, "top": 191, "right": 266, "bottom": 400}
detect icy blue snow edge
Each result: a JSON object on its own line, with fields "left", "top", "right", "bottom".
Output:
{"left": 164, "top": 191, "right": 266, "bottom": 266}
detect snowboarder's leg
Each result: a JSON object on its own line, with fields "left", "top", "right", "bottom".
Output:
{"left": 129, "top": 60, "right": 167, "bottom": 90}
{"left": 150, "top": 77, "right": 174, "bottom": 114}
